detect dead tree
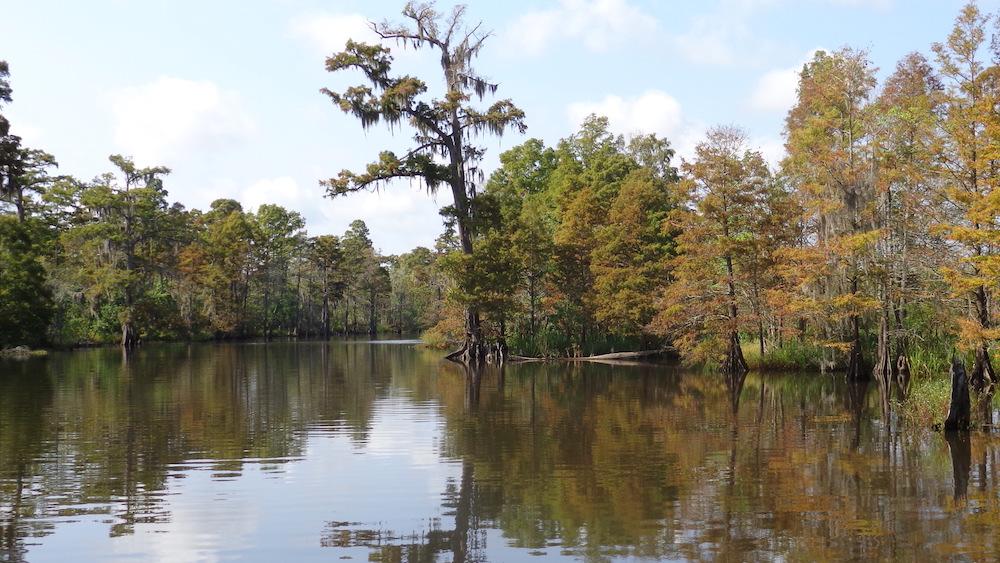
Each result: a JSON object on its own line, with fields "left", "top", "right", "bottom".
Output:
{"left": 944, "top": 357, "right": 970, "bottom": 431}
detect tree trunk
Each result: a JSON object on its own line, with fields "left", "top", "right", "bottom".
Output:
{"left": 846, "top": 312, "right": 864, "bottom": 379}
{"left": 528, "top": 274, "right": 538, "bottom": 342}
{"left": 873, "top": 314, "right": 892, "bottom": 414}
{"left": 121, "top": 320, "right": 139, "bottom": 350}
{"left": 896, "top": 355, "right": 912, "bottom": 400}
{"left": 722, "top": 250, "right": 746, "bottom": 377}
{"left": 321, "top": 294, "right": 330, "bottom": 340}
{"left": 723, "top": 330, "right": 748, "bottom": 377}
{"left": 495, "top": 317, "right": 508, "bottom": 364}
{"left": 970, "top": 285, "right": 994, "bottom": 391}
{"left": 944, "top": 357, "right": 971, "bottom": 431}
{"left": 14, "top": 188, "right": 25, "bottom": 223}
{"left": 263, "top": 288, "right": 271, "bottom": 340}
{"left": 757, "top": 318, "right": 765, "bottom": 359}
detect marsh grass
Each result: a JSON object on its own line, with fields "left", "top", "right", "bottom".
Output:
{"left": 742, "top": 340, "right": 826, "bottom": 372}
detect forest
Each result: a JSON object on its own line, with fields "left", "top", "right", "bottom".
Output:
{"left": 1, "top": 2, "right": 1000, "bottom": 391}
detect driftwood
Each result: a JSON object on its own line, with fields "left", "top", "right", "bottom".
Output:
{"left": 944, "top": 357, "right": 971, "bottom": 431}
{"left": 507, "top": 350, "right": 668, "bottom": 363}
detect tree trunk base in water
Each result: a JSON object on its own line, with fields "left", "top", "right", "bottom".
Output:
{"left": 846, "top": 339, "right": 865, "bottom": 380}
{"left": 872, "top": 318, "right": 892, "bottom": 414}
{"left": 944, "top": 357, "right": 971, "bottom": 431}
{"left": 722, "top": 331, "right": 748, "bottom": 376}
{"left": 121, "top": 322, "right": 139, "bottom": 350}
{"left": 445, "top": 338, "right": 488, "bottom": 366}
{"left": 896, "top": 355, "right": 911, "bottom": 400}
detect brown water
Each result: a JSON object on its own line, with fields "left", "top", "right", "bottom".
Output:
{"left": 0, "top": 341, "right": 995, "bottom": 562}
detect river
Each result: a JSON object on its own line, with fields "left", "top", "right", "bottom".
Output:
{"left": 0, "top": 340, "right": 995, "bottom": 561}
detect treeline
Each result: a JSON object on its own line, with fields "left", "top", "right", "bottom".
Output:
{"left": 6, "top": 2, "right": 1000, "bottom": 380}
{"left": 420, "top": 2, "right": 1000, "bottom": 381}
{"left": 0, "top": 62, "right": 450, "bottom": 346}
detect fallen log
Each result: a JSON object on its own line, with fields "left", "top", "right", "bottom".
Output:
{"left": 506, "top": 350, "right": 669, "bottom": 363}
{"left": 568, "top": 350, "right": 665, "bottom": 361}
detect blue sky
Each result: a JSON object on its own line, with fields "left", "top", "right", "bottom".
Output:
{"left": 2, "top": 0, "right": 994, "bottom": 253}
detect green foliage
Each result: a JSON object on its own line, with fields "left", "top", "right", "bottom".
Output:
{"left": 742, "top": 340, "right": 826, "bottom": 372}
{"left": 897, "top": 376, "right": 952, "bottom": 427}
{"left": 0, "top": 217, "right": 53, "bottom": 347}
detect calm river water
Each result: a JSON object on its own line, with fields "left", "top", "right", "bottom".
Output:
{"left": 0, "top": 340, "right": 996, "bottom": 561}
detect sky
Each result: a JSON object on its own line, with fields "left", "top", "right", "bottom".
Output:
{"left": 2, "top": 0, "right": 996, "bottom": 254}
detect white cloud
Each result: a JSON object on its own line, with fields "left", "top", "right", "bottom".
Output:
{"left": 504, "top": 0, "right": 657, "bottom": 55}
{"left": 241, "top": 176, "right": 305, "bottom": 213}
{"left": 225, "top": 173, "right": 445, "bottom": 254}
{"left": 9, "top": 120, "right": 43, "bottom": 146}
{"left": 673, "top": 18, "right": 744, "bottom": 66}
{"left": 671, "top": 0, "right": 780, "bottom": 66}
{"left": 671, "top": 0, "right": 855, "bottom": 68}
{"left": 749, "top": 67, "right": 799, "bottom": 112}
{"left": 314, "top": 182, "right": 447, "bottom": 253}
{"left": 110, "top": 77, "right": 254, "bottom": 167}
{"left": 748, "top": 48, "right": 823, "bottom": 113}
{"left": 290, "top": 13, "right": 373, "bottom": 55}
{"left": 567, "top": 90, "right": 709, "bottom": 162}
{"left": 568, "top": 90, "right": 684, "bottom": 138}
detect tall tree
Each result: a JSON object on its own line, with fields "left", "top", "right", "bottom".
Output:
{"left": 58, "top": 156, "right": 171, "bottom": 348}
{"left": 310, "top": 235, "right": 345, "bottom": 339}
{"left": 320, "top": 1, "right": 526, "bottom": 363}
{"left": 870, "top": 52, "right": 943, "bottom": 395}
{"left": 2, "top": 148, "right": 58, "bottom": 222}
{"left": 784, "top": 48, "right": 878, "bottom": 379}
{"left": 250, "top": 204, "right": 305, "bottom": 339}
{"left": 0, "top": 216, "right": 53, "bottom": 347}
{"left": 933, "top": 3, "right": 999, "bottom": 389}
{"left": 591, "top": 168, "right": 675, "bottom": 339}
{"left": 0, "top": 60, "right": 25, "bottom": 222}
{"left": 650, "top": 126, "right": 769, "bottom": 375}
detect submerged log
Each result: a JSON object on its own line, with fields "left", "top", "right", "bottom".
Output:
{"left": 944, "top": 357, "right": 971, "bottom": 431}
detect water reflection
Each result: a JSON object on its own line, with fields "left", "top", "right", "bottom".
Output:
{"left": 2, "top": 343, "right": 1000, "bottom": 561}
{"left": 944, "top": 431, "right": 971, "bottom": 501}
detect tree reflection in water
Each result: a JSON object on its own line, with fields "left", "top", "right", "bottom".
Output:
{"left": 3, "top": 343, "right": 1000, "bottom": 561}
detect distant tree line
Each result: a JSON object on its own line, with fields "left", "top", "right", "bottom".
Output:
{"left": 6, "top": 2, "right": 1000, "bottom": 389}
{"left": 0, "top": 61, "right": 447, "bottom": 347}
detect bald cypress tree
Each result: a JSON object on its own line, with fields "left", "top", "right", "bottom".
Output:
{"left": 320, "top": 2, "right": 526, "bottom": 363}
{"left": 933, "top": 3, "right": 1000, "bottom": 390}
